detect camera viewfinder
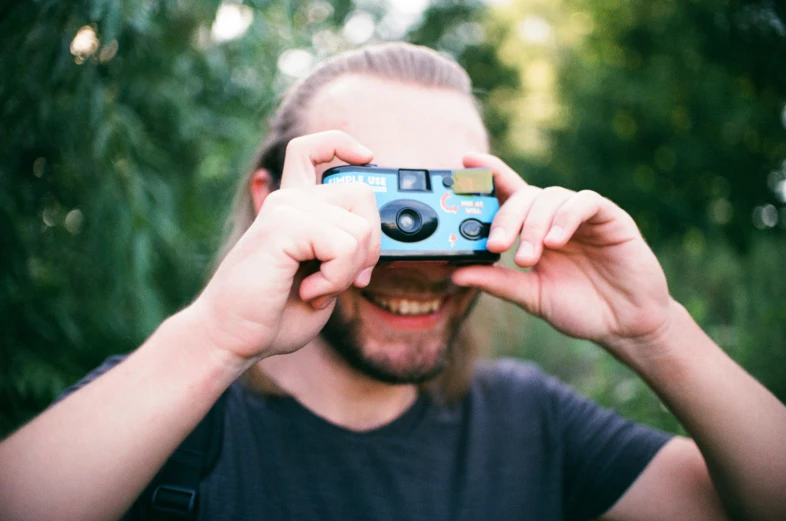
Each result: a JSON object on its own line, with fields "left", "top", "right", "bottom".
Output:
{"left": 398, "top": 169, "right": 430, "bottom": 191}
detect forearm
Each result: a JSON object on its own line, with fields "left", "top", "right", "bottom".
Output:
{"left": 617, "top": 300, "right": 786, "bottom": 521}
{"left": 0, "top": 306, "right": 248, "bottom": 521}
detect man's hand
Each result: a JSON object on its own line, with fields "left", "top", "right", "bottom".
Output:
{"left": 190, "top": 130, "right": 381, "bottom": 365}
{"left": 452, "top": 153, "right": 672, "bottom": 360}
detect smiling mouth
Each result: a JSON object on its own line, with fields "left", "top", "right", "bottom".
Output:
{"left": 362, "top": 292, "right": 445, "bottom": 316}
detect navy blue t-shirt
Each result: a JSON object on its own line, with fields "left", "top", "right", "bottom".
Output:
{"left": 67, "top": 356, "right": 671, "bottom": 520}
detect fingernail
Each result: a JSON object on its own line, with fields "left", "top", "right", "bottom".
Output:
{"left": 546, "top": 226, "right": 563, "bottom": 242}
{"left": 355, "top": 267, "right": 373, "bottom": 287}
{"left": 359, "top": 145, "right": 373, "bottom": 157}
{"left": 311, "top": 295, "right": 336, "bottom": 310}
{"left": 451, "top": 270, "right": 476, "bottom": 288}
{"left": 488, "top": 228, "right": 506, "bottom": 244}
{"left": 318, "top": 296, "right": 336, "bottom": 310}
{"left": 453, "top": 278, "right": 471, "bottom": 287}
{"left": 519, "top": 241, "right": 534, "bottom": 259}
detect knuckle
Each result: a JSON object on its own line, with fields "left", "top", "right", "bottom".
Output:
{"left": 504, "top": 189, "right": 533, "bottom": 208}
{"left": 520, "top": 185, "right": 542, "bottom": 200}
{"left": 361, "top": 182, "right": 375, "bottom": 196}
{"left": 522, "top": 211, "right": 550, "bottom": 231}
{"left": 261, "top": 189, "right": 297, "bottom": 212}
{"left": 325, "top": 129, "right": 350, "bottom": 141}
{"left": 356, "top": 220, "right": 373, "bottom": 243}
{"left": 543, "top": 186, "right": 573, "bottom": 197}
{"left": 369, "top": 239, "right": 381, "bottom": 261}
{"left": 577, "top": 189, "right": 601, "bottom": 201}
{"left": 350, "top": 182, "right": 375, "bottom": 199}
{"left": 263, "top": 188, "right": 286, "bottom": 204}
{"left": 523, "top": 218, "right": 548, "bottom": 234}
{"left": 285, "top": 136, "right": 306, "bottom": 154}
{"left": 336, "top": 232, "right": 360, "bottom": 255}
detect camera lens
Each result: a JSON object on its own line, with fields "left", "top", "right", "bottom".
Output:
{"left": 396, "top": 208, "right": 422, "bottom": 234}
{"left": 380, "top": 200, "right": 438, "bottom": 243}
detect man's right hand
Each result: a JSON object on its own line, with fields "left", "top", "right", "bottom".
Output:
{"left": 190, "top": 130, "right": 381, "bottom": 366}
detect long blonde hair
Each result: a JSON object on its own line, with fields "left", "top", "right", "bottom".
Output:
{"left": 221, "top": 42, "right": 489, "bottom": 403}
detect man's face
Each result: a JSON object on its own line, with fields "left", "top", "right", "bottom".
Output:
{"left": 307, "top": 74, "right": 489, "bottom": 384}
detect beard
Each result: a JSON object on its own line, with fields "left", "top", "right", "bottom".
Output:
{"left": 319, "top": 292, "right": 478, "bottom": 385}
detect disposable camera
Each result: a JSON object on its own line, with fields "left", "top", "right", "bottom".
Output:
{"left": 322, "top": 165, "right": 500, "bottom": 263}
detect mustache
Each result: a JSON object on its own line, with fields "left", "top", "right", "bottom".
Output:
{"left": 365, "top": 273, "right": 460, "bottom": 296}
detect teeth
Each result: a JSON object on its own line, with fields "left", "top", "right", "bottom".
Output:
{"left": 365, "top": 294, "right": 443, "bottom": 316}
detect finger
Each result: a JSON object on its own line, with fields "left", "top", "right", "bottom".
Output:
{"left": 297, "top": 225, "right": 368, "bottom": 303}
{"left": 515, "top": 186, "right": 575, "bottom": 266}
{"left": 542, "top": 190, "right": 639, "bottom": 249}
{"left": 308, "top": 200, "right": 379, "bottom": 288}
{"left": 486, "top": 185, "right": 542, "bottom": 252}
{"left": 282, "top": 198, "right": 379, "bottom": 295}
{"left": 451, "top": 264, "right": 541, "bottom": 316}
{"left": 264, "top": 183, "right": 381, "bottom": 271}
{"left": 462, "top": 152, "right": 527, "bottom": 203}
{"left": 255, "top": 195, "right": 372, "bottom": 267}
{"left": 280, "top": 130, "right": 373, "bottom": 188}
{"left": 306, "top": 183, "right": 381, "bottom": 271}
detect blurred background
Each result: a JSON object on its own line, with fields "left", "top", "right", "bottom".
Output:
{"left": 1, "top": 0, "right": 784, "bottom": 436}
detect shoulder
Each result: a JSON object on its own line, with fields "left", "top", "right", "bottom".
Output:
{"left": 466, "top": 357, "right": 663, "bottom": 440}
{"left": 474, "top": 357, "right": 547, "bottom": 385}
{"left": 471, "top": 357, "right": 560, "bottom": 404}
{"left": 463, "top": 358, "right": 567, "bottom": 431}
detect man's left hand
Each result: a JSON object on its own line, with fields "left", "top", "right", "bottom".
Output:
{"left": 452, "top": 153, "right": 674, "bottom": 358}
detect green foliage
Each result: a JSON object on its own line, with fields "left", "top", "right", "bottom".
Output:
{"left": 1, "top": 0, "right": 783, "bottom": 441}
{"left": 520, "top": 0, "right": 786, "bottom": 250}
{"left": 0, "top": 0, "right": 359, "bottom": 435}
{"left": 663, "top": 235, "right": 786, "bottom": 401}
{"left": 408, "top": 0, "right": 521, "bottom": 145}
{"left": 489, "top": 234, "right": 786, "bottom": 433}
{"left": 490, "top": 0, "right": 786, "bottom": 431}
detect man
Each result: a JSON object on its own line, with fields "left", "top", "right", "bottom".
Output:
{"left": 0, "top": 42, "right": 784, "bottom": 521}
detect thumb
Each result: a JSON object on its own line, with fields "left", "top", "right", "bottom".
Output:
{"left": 452, "top": 265, "right": 542, "bottom": 316}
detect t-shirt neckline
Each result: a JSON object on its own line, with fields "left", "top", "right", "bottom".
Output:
{"left": 271, "top": 391, "right": 430, "bottom": 439}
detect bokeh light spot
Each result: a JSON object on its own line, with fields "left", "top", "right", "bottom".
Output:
{"left": 99, "top": 40, "right": 119, "bottom": 62}
{"left": 211, "top": 3, "right": 253, "bottom": 43}
{"left": 613, "top": 111, "right": 637, "bottom": 139}
{"left": 65, "top": 209, "right": 85, "bottom": 235}
{"left": 654, "top": 146, "right": 677, "bottom": 172}
{"left": 33, "top": 157, "right": 46, "bottom": 178}
{"left": 388, "top": 0, "right": 430, "bottom": 16}
{"left": 308, "top": 1, "right": 334, "bottom": 24}
{"left": 709, "top": 198, "right": 733, "bottom": 225}
{"left": 517, "top": 16, "right": 553, "bottom": 45}
{"left": 753, "top": 204, "right": 778, "bottom": 229}
{"left": 70, "top": 26, "right": 99, "bottom": 64}
{"left": 277, "top": 49, "right": 314, "bottom": 78}
{"left": 343, "top": 11, "right": 375, "bottom": 45}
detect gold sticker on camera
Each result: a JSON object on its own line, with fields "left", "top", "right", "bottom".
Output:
{"left": 452, "top": 168, "right": 493, "bottom": 195}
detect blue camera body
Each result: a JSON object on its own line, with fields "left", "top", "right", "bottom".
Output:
{"left": 322, "top": 165, "right": 500, "bottom": 263}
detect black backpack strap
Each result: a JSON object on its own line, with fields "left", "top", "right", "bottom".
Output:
{"left": 131, "top": 392, "right": 227, "bottom": 521}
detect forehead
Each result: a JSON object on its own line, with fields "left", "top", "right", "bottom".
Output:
{"left": 305, "top": 74, "right": 488, "bottom": 169}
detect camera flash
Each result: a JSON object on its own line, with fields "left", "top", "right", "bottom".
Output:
{"left": 452, "top": 169, "right": 493, "bottom": 195}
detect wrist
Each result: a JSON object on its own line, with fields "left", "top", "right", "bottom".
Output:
{"left": 605, "top": 299, "right": 704, "bottom": 377}
{"left": 166, "top": 304, "right": 258, "bottom": 387}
